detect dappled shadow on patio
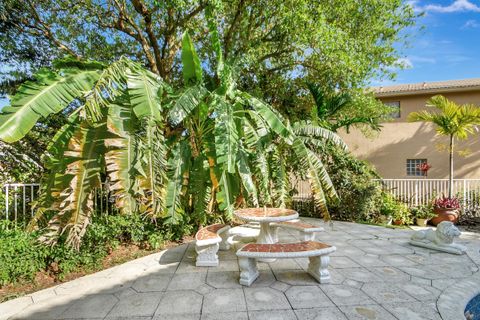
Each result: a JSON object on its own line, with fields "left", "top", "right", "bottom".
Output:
{"left": 1, "top": 219, "right": 479, "bottom": 320}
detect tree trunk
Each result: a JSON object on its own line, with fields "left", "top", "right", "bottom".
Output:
{"left": 448, "top": 134, "right": 454, "bottom": 198}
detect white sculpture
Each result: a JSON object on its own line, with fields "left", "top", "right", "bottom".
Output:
{"left": 410, "top": 221, "right": 467, "bottom": 255}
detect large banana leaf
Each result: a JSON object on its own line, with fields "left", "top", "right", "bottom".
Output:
{"left": 168, "top": 85, "right": 209, "bottom": 125}
{"left": 137, "top": 122, "right": 168, "bottom": 218}
{"left": 214, "top": 97, "right": 239, "bottom": 173}
{"left": 41, "top": 120, "right": 106, "bottom": 249}
{"left": 27, "top": 111, "right": 81, "bottom": 230}
{"left": 189, "top": 154, "right": 212, "bottom": 225}
{"left": 243, "top": 121, "right": 271, "bottom": 205}
{"left": 164, "top": 140, "right": 191, "bottom": 224}
{"left": 236, "top": 146, "right": 259, "bottom": 207}
{"left": 241, "top": 92, "right": 294, "bottom": 144}
{"left": 105, "top": 95, "right": 142, "bottom": 215}
{"left": 125, "top": 64, "right": 167, "bottom": 217}
{"left": 0, "top": 68, "right": 101, "bottom": 143}
{"left": 126, "top": 65, "right": 163, "bottom": 121}
{"left": 181, "top": 32, "right": 203, "bottom": 85}
{"left": 216, "top": 170, "right": 239, "bottom": 220}
{"left": 272, "top": 147, "right": 289, "bottom": 208}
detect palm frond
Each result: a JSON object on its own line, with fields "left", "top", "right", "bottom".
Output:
{"left": 292, "top": 138, "right": 337, "bottom": 220}
{"left": 293, "top": 121, "right": 348, "bottom": 150}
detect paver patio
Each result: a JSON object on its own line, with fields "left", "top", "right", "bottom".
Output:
{"left": 1, "top": 219, "right": 479, "bottom": 320}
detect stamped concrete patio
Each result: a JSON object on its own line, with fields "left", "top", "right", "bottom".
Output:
{"left": 1, "top": 219, "right": 479, "bottom": 320}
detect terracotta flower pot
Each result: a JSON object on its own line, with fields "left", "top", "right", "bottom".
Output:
{"left": 430, "top": 207, "right": 458, "bottom": 226}
{"left": 393, "top": 219, "right": 403, "bottom": 225}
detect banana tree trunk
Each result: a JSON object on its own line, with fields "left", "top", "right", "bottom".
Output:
{"left": 448, "top": 134, "right": 454, "bottom": 198}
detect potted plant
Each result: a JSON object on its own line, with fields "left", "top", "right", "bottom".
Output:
{"left": 410, "top": 204, "right": 435, "bottom": 226}
{"left": 378, "top": 193, "right": 396, "bottom": 225}
{"left": 392, "top": 204, "right": 411, "bottom": 225}
{"left": 431, "top": 195, "right": 460, "bottom": 225}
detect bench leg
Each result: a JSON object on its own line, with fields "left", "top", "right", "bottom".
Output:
{"left": 219, "top": 231, "right": 231, "bottom": 251}
{"left": 272, "top": 226, "right": 279, "bottom": 243}
{"left": 307, "top": 255, "right": 331, "bottom": 283}
{"left": 196, "top": 243, "right": 220, "bottom": 267}
{"left": 238, "top": 257, "right": 259, "bottom": 286}
{"left": 302, "top": 232, "right": 315, "bottom": 241}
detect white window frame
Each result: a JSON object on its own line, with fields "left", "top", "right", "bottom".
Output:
{"left": 406, "top": 159, "right": 428, "bottom": 176}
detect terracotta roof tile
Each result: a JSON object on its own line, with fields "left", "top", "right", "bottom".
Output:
{"left": 372, "top": 78, "right": 480, "bottom": 97}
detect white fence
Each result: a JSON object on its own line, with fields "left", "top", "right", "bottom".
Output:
{"left": 1, "top": 183, "right": 111, "bottom": 226}
{"left": 376, "top": 179, "right": 480, "bottom": 211}
{"left": 1, "top": 183, "right": 40, "bottom": 224}
{"left": 2, "top": 179, "right": 480, "bottom": 224}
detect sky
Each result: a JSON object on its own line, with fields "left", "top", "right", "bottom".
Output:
{"left": 0, "top": 0, "right": 479, "bottom": 110}
{"left": 373, "top": 0, "right": 480, "bottom": 86}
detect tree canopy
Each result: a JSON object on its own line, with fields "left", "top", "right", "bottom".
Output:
{"left": 1, "top": 0, "right": 416, "bottom": 113}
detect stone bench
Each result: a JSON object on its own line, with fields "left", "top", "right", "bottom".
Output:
{"left": 227, "top": 224, "right": 261, "bottom": 246}
{"left": 236, "top": 241, "right": 336, "bottom": 286}
{"left": 272, "top": 220, "right": 324, "bottom": 241}
{"left": 195, "top": 224, "right": 230, "bottom": 267}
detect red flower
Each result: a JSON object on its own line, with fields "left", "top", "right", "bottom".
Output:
{"left": 433, "top": 195, "right": 460, "bottom": 210}
{"left": 416, "top": 162, "right": 432, "bottom": 173}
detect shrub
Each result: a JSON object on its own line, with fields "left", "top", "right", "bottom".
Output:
{"left": 321, "top": 145, "right": 383, "bottom": 221}
{"left": 0, "top": 221, "right": 48, "bottom": 285}
{"left": 410, "top": 204, "right": 435, "bottom": 220}
{"left": 0, "top": 212, "right": 189, "bottom": 286}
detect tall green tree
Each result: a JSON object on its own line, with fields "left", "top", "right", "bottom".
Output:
{"left": 0, "top": 29, "right": 346, "bottom": 249}
{"left": 1, "top": 0, "right": 416, "bottom": 111}
{"left": 408, "top": 95, "right": 480, "bottom": 198}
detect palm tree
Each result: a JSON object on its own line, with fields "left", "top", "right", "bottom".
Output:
{"left": 307, "top": 83, "right": 382, "bottom": 133}
{"left": 408, "top": 95, "right": 480, "bottom": 198}
{"left": 0, "top": 23, "right": 345, "bottom": 248}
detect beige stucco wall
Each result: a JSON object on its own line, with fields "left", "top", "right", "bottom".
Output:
{"left": 340, "top": 90, "right": 480, "bottom": 179}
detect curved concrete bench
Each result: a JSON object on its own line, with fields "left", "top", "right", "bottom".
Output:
{"left": 236, "top": 241, "right": 336, "bottom": 286}
{"left": 272, "top": 220, "right": 324, "bottom": 241}
{"left": 227, "top": 224, "right": 261, "bottom": 245}
{"left": 195, "top": 224, "right": 230, "bottom": 267}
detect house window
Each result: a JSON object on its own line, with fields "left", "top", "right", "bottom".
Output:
{"left": 385, "top": 101, "right": 401, "bottom": 118}
{"left": 406, "top": 159, "right": 427, "bottom": 176}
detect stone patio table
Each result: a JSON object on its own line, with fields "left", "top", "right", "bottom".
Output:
{"left": 234, "top": 207, "right": 298, "bottom": 262}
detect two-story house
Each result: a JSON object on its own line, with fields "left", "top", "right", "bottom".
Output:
{"left": 340, "top": 79, "right": 480, "bottom": 179}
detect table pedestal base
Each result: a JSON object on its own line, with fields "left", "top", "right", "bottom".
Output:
{"left": 257, "top": 222, "right": 276, "bottom": 262}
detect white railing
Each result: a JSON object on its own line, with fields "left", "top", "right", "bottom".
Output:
{"left": 1, "top": 183, "right": 111, "bottom": 226}
{"left": 375, "top": 179, "right": 480, "bottom": 210}
{"left": 1, "top": 183, "right": 40, "bottom": 225}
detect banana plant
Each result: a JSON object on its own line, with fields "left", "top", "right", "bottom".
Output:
{"left": 0, "top": 27, "right": 346, "bottom": 248}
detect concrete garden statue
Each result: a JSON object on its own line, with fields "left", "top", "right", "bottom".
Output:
{"left": 410, "top": 221, "right": 467, "bottom": 254}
